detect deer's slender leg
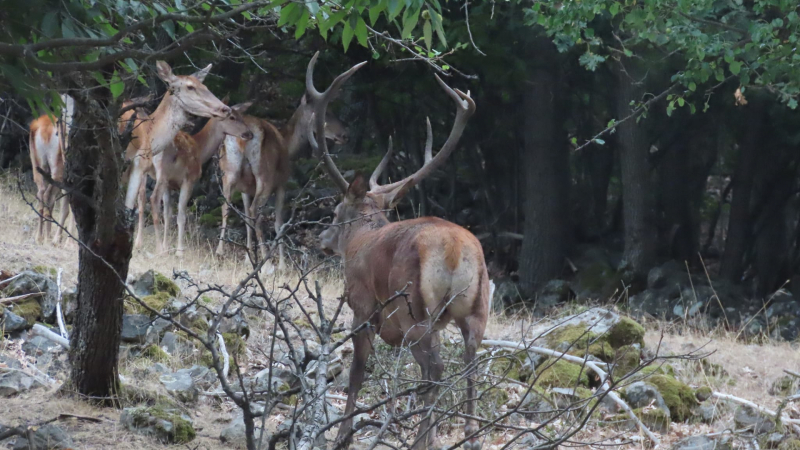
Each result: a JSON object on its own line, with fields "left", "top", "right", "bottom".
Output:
{"left": 216, "top": 175, "right": 234, "bottom": 255}
{"left": 242, "top": 193, "right": 253, "bottom": 255}
{"left": 134, "top": 177, "right": 147, "bottom": 249}
{"left": 42, "top": 182, "right": 56, "bottom": 242}
{"left": 457, "top": 315, "right": 486, "bottom": 450}
{"left": 150, "top": 177, "right": 167, "bottom": 254}
{"left": 274, "top": 186, "right": 286, "bottom": 270}
{"left": 250, "top": 182, "right": 273, "bottom": 262}
{"left": 162, "top": 188, "right": 172, "bottom": 251}
{"left": 176, "top": 181, "right": 191, "bottom": 257}
{"left": 125, "top": 158, "right": 143, "bottom": 209}
{"left": 336, "top": 320, "right": 375, "bottom": 449}
{"left": 410, "top": 332, "right": 445, "bottom": 450}
{"left": 51, "top": 190, "right": 69, "bottom": 245}
{"left": 34, "top": 178, "right": 47, "bottom": 243}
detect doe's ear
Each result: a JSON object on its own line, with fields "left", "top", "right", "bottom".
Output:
{"left": 346, "top": 173, "right": 368, "bottom": 202}
{"left": 220, "top": 94, "right": 230, "bottom": 105}
{"left": 156, "top": 61, "right": 178, "bottom": 86}
{"left": 232, "top": 102, "right": 253, "bottom": 113}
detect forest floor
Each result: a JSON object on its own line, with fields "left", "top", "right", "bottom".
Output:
{"left": 1, "top": 180, "right": 800, "bottom": 450}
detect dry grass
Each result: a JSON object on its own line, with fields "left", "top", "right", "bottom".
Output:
{"left": 2, "top": 174, "right": 800, "bottom": 450}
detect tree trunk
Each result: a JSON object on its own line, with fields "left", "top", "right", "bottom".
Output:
{"left": 614, "top": 60, "right": 657, "bottom": 278}
{"left": 518, "top": 39, "right": 570, "bottom": 294}
{"left": 720, "top": 99, "right": 764, "bottom": 283}
{"left": 66, "top": 93, "right": 133, "bottom": 400}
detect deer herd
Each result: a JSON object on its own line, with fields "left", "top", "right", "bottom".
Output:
{"left": 27, "top": 52, "right": 488, "bottom": 450}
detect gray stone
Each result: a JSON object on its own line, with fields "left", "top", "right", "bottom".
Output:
{"left": 176, "top": 365, "right": 217, "bottom": 390}
{"left": 145, "top": 318, "right": 173, "bottom": 345}
{"left": 691, "top": 404, "right": 720, "bottom": 424}
{"left": 220, "top": 416, "right": 267, "bottom": 449}
{"left": 0, "top": 355, "right": 23, "bottom": 369}
{"left": 132, "top": 270, "right": 158, "bottom": 297}
{"left": 0, "top": 371, "right": 45, "bottom": 397}
{"left": 120, "top": 406, "right": 195, "bottom": 444}
{"left": 623, "top": 382, "right": 671, "bottom": 416}
{"left": 1, "top": 310, "right": 29, "bottom": 334}
{"left": 148, "top": 363, "right": 170, "bottom": 375}
{"left": 121, "top": 314, "right": 152, "bottom": 343}
{"left": 647, "top": 261, "right": 687, "bottom": 290}
{"left": 734, "top": 405, "right": 775, "bottom": 434}
{"left": 12, "top": 424, "right": 73, "bottom": 450}
{"left": 305, "top": 358, "right": 343, "bottom": 379}
{"left": 160, "top": 331, "right": 195, "bottom": 356}
{"left": 671, "top": 436, "right": 727, "bottom": 450}
{"left": 3, "top": 271, "right": 58, "bottom": 323}
{"left": 536, "top": 280, "right": 571, "bottom": 303}
{"left": 763, "top": 433, "right": 786, "bottom": 449}
{"left": 493, "top": 278, "right": 522, "bottom": 311}
{"left": 219, "top": 313, "right": 250, "bottom": 338}
{"left": 61, "top": 288, "right": 77, "bottom": 324}
{"left": 159, "top": 371, "right": 198, "bottom": 403}
{"left": 22, "top": 336, "right": 61, "bottom": 356}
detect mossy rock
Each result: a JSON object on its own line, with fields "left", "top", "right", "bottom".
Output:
{"left": 141, "top": 344, "right": 170, "bottom": 363}
{"left": 634, "top": 407, "right": 670, "bottom": 433}
{"left": 779, "top": 439, "right": 800, "bottom": 450}
{"left": 123, "top": 405, "right": 196, "bottom": 444}
{"left": 634, "top": 364, "right": 676, "bottom": 380}
{"left": 31, "top": 265, "right": 57, "bottom": 277}
{"left": 490, "top": 352, "right": 525, "bottom": 382}
{"left": 534, "top": 359, "right": 591, "bottom": 388}
{"left": 611, "top": 345, "right": 641, "bottom": 378}
{"left": 127, "top": 291, "right": 172, "bottom": 317}
{"left": 545, "top": 323, "right": 619, "bottom": 363}
{"left": 695, "top": 386, "right": 713, "bottom": 402}
{"left": 771, "top": 375, "right": 797, "bottom": 397}
{"left": 647, "top": 374, "right": 698, "bottom": 422}
{"left": 13, "top": 298, "right": 42, "bottom": 324}
{"left": 606, "top": 317, "right": 645, "bottom": 348}
{"left": 199, "top": 333, "right": 246, "bottom": 369}
{"left": 574, "top": 261, "right": 622, "bottom": 299}
{"left": 153, "top": 273, "right": 180, "bottom": 297}
{"left": 188, "top": 316, "right": 210, "bottom": 335}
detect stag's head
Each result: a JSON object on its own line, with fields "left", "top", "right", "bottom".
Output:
{"left": 156, "top": 61, "right": 231, "bottom": 119}
{"left": 305, "top": 52, "right": 476, "bottom": 257}
{"left": 212, "top": 97, "right": 254, "bottom": 141}
{"left": 299, "top": 94, "right": 351, "bottom": 145}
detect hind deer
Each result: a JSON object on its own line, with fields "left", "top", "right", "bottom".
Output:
{"left": 305, "top": 53, "right": 486, "bottom": 450}
{"left": 123, "top": 61, "right": 232, "bottom": 252}
{"left": 214, "top": 94, "right": 350, "bottom": 268}
{"left": 29, "top": 94, "right": 75, "bottom": 245}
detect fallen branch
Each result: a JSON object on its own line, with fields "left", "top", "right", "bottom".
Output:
{"left": 0, "top": 292, "right": 44, "bottom": 305}
{"left": 0, "top": 273, "right": 24, "bottom": 288}
{"left": 712, "top": 392, "right": 800, "bottom": 425}
{"left": 55, "top": 268, "right": 68, "bottom": 339}
{"left": 483, "top": 339, "right": 660, "bottom": 446}
{"left": 217, "top": 332, "right": 230, "bottom": 380}
{"left": 784, "top": 369, "right": 800, "bottom": 379}
{"left": 30, "top": 324, "right": 70, "bottom": 350}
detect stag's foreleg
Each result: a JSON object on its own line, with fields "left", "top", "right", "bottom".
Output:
{"left": 336, "top": 322, "right": 375, "bottom": 449}
{"left": 134, "top": 178, "right": 147, "bottom": 249}
{"left": 410, "top": 332, "right": 445, "bottom": 450}
{"left": 457, "top": 314, "right": 486, "bottom": 450}
{"left": 274, "top": 185, "right": 286, "bottom": 270}
{"left": 51, "top": 190, "right": 70, "bottom": 245}
{"left": 175, "top": 180, "right": 191, "bottom": 257}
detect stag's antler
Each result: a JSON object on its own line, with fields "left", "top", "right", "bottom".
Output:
{"left": 370, "top": 118, "right": 434, "bottom": 191}
{"left": 369, "top": 75, "right": 475, "bottom": 208}
{"left": 305, "top": 51, "right": 366, "bottom": 193}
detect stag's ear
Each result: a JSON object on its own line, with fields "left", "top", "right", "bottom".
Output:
{"left": 221, "top": 94, "right": 230, "bottom": 105}
{"left": 156, "top": 61, "right": 178, "bottom": 86}
{"left": 192, "top": 64, "right": 212, "bottom": 82}
{"left": 346, "top": 173, "right": 368, "bottom": 202}
{"left": 232, "top": 102, "right": 252, "bottom": 113}
{"left": 384, "top": 178, "right": 416, "bottom": 209}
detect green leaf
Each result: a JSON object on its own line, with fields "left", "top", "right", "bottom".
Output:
{"left": 402, "top": 7, "right": 420, "bottom": 39}
{"left": 729, "top": 60, "right": 742, "bottom": 75}
{"left": 342, "top": 21, "right": 354, "bottom": 52}
{"left": 594, "top": 138, "right": 605, "bottom": 145}
{"left": 688, "top": 82, "right": 696, "bottom": 91}
{"left": 278, "top": 3, "right": 298, "bottom": 27}
{"left": 388, "top": 0, "right": 403, "bottom": 21}
{"left": 295, "top": 9, "right": 310, "bottom": 39}
{"left": 609, "top": 2, "right": 620, "bottom": 16}
{"left": 429, "top": 6, "right": 447, "bottom": 47}
{"left": 442, "top": 64, "right": 450, "bottom": 70}
{"left": 355, "top": 16, "right": 368, "bottom": 47}
{"left": 110, "top": 71, "right": 124, "bottom": 100}
{"left": 41, "top": 11, "right": 59, "bottom": 38}
{"left": 423, "top": 19, "right": 432, "bottom": 50}
{"left": 369, "top": 4, "right": 385, "bottom": 25}
{"left": 677, "top": 97, "right": 685, "bottom": 107}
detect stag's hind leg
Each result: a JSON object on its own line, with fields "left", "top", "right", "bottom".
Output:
{"left": 410, "top": 332, "right": 445, "bottom": 450}
{"left": 336, "top": 318, "right": 375, "bottom": 450}
{"left": 457, "top": 313, "right": 487, "bottom": 450}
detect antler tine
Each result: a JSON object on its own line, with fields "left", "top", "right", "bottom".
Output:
{"left": 306, "top": 51, "right": 367, "bottom": 104}
{"left": 424, "top": 117, "right": 433, "bottom": 164}
{"left": 307, "top": 113, "right": 349, "bottom": 193}
{"left": 370, "top": 136, "right": 394, "bottom": 190}
{"left": 369, "top": 75, "right": 476, "bottom": 207}
{"left": 305, "top": 52, "right": 324, "bottom": 102}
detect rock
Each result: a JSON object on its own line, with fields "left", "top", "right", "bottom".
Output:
{"left": 0, "top": 355, "right": 23, "bottom": 369}
{"left": 218, "top": 313, "right": 250, "bottom": 338}
{"left": 492, "top": 278, "right": 522, "bottom": 312}
{"left": 534, "top": 280, "right": 571, "bottom": 309}
{"left": 734, "top": 405, "right": 776, "bottom": 434}
{"left": 220, "top": 416, "right": 267, "bottom": 449}
{"left": 1, "top": 309, "right": 29, "bottom": 334}
{"left": 695, "top": 386, "right": 713, "bottom": 402}
{"left": 672, "top": 435, "right": 729, "bottom": 450}
{"left": 148, "top": 363, "right": 170, "bottom": 375}
{"left": 11, "top": 424, "right": 73, "bottom": 450}
{"left": 144, "top": 318, "right": 173, "bottom": 345}
{"left": 160, "top": 331, "right": 195, "bottom": 357}
{"left": 691, "top": 404, "right": 721, "bottom": 424}
{"left": 132, "top": 270, "right": 180, "bottom": 298}
{"left": 572, "top": 250, "right": 622, "bottom": 300}
{"left": 0, "top": 371, "right": 45, "bottom": 397}
{"left": 61, "top": 288, "right": 77, "bottom": 324}
{"left": 647, "top": 374, "right": 698, "bottom": 422}
{"left": 623, "top": 382, "right": 671, "bottom": 416}
{"left": 120, "top": 406, "right": 195, "bottom": 444}
{"left": 647, "top": 261, "right": 688, "bottom": 290}
{"left": 175, "top": 365, "right": 217, "bottom": 390}
{"left": 121, "top": 314, "right": 152, "bottom": 343}
{"left": 305, "top": 358, "right": 343, "bottom": 380}
{"left": 3, "top": 271, "right": 58, "bottom": 323}
{"left": 771, "top": 376, "right": 797, "bottom": 397}
{"left": 22, "top": 336, "right": 61, "bottom": 356}
{"left": 762, "top": 433, "right": 786, "bottom": 449}
{"left": 159, "top": 371, "right": 199, "bottom": 403}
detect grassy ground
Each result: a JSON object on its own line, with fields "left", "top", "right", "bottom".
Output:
{"left": 2, "top": 176, "right": 800, "bottom": 450}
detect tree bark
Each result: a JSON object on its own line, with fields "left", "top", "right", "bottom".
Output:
{"left": 518, "top": 39, "right": 570, "bottom": 294}
{"left": 614, "top": 60, "right": 657, "bottom": 278}
{"left": 66, "top": 92, "right": 133, "bottom": 400}
{"left": 720, "top": 99, "right": 764, "bottom": 283}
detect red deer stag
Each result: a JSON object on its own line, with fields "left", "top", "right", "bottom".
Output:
{"left": 215, "top": 94, "right": 350, "bottom": 268}
{"left": 306, "top": 53, "right": 486, "bottom": 450}
{"left": 29, "top": 94, "right": 75, "bottom": 245}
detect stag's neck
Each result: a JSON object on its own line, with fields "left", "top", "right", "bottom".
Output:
{"left": 194, "top": 119, "right": 227, "bottom": 164}
{"left": 148, "top": 92, "right": 189, "bottom": 155}
{"left": 339, "top": 208, "right": 390, "bottom": 257}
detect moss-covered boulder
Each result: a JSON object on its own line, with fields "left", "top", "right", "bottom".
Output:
{"left": 606, "top": 317, "right": 645, "bottom": 348}
{"left": 120, "top": 406, "right": 196, "bottom": 444}
{"left": 635, "top": 407, "right": 670, "bottom": 433}
{"left": 141, "top": 344, "right": 170, "bottom": 363}
{"left": 489, "top": 352, "right": 526, "bottom": 383}
{"left": 647, "top": 374, "right": 698, "bottom": 422}
{"left": 611, "top": 345, "right": 641, "bottom": 378}
{"left": 534, "top": 359, "right": 591, "bottom": 388}
{"left": 695, "top": 386, "right": 713, "bottom": 402}
{"left": 125, "top": 291, "right": 173, "bottom": 317}
{"left": 132, "top": 270, "right": 180, "bottom": 298}
{"left": 12, "top": 298, "right": 42, "bottom": 324}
